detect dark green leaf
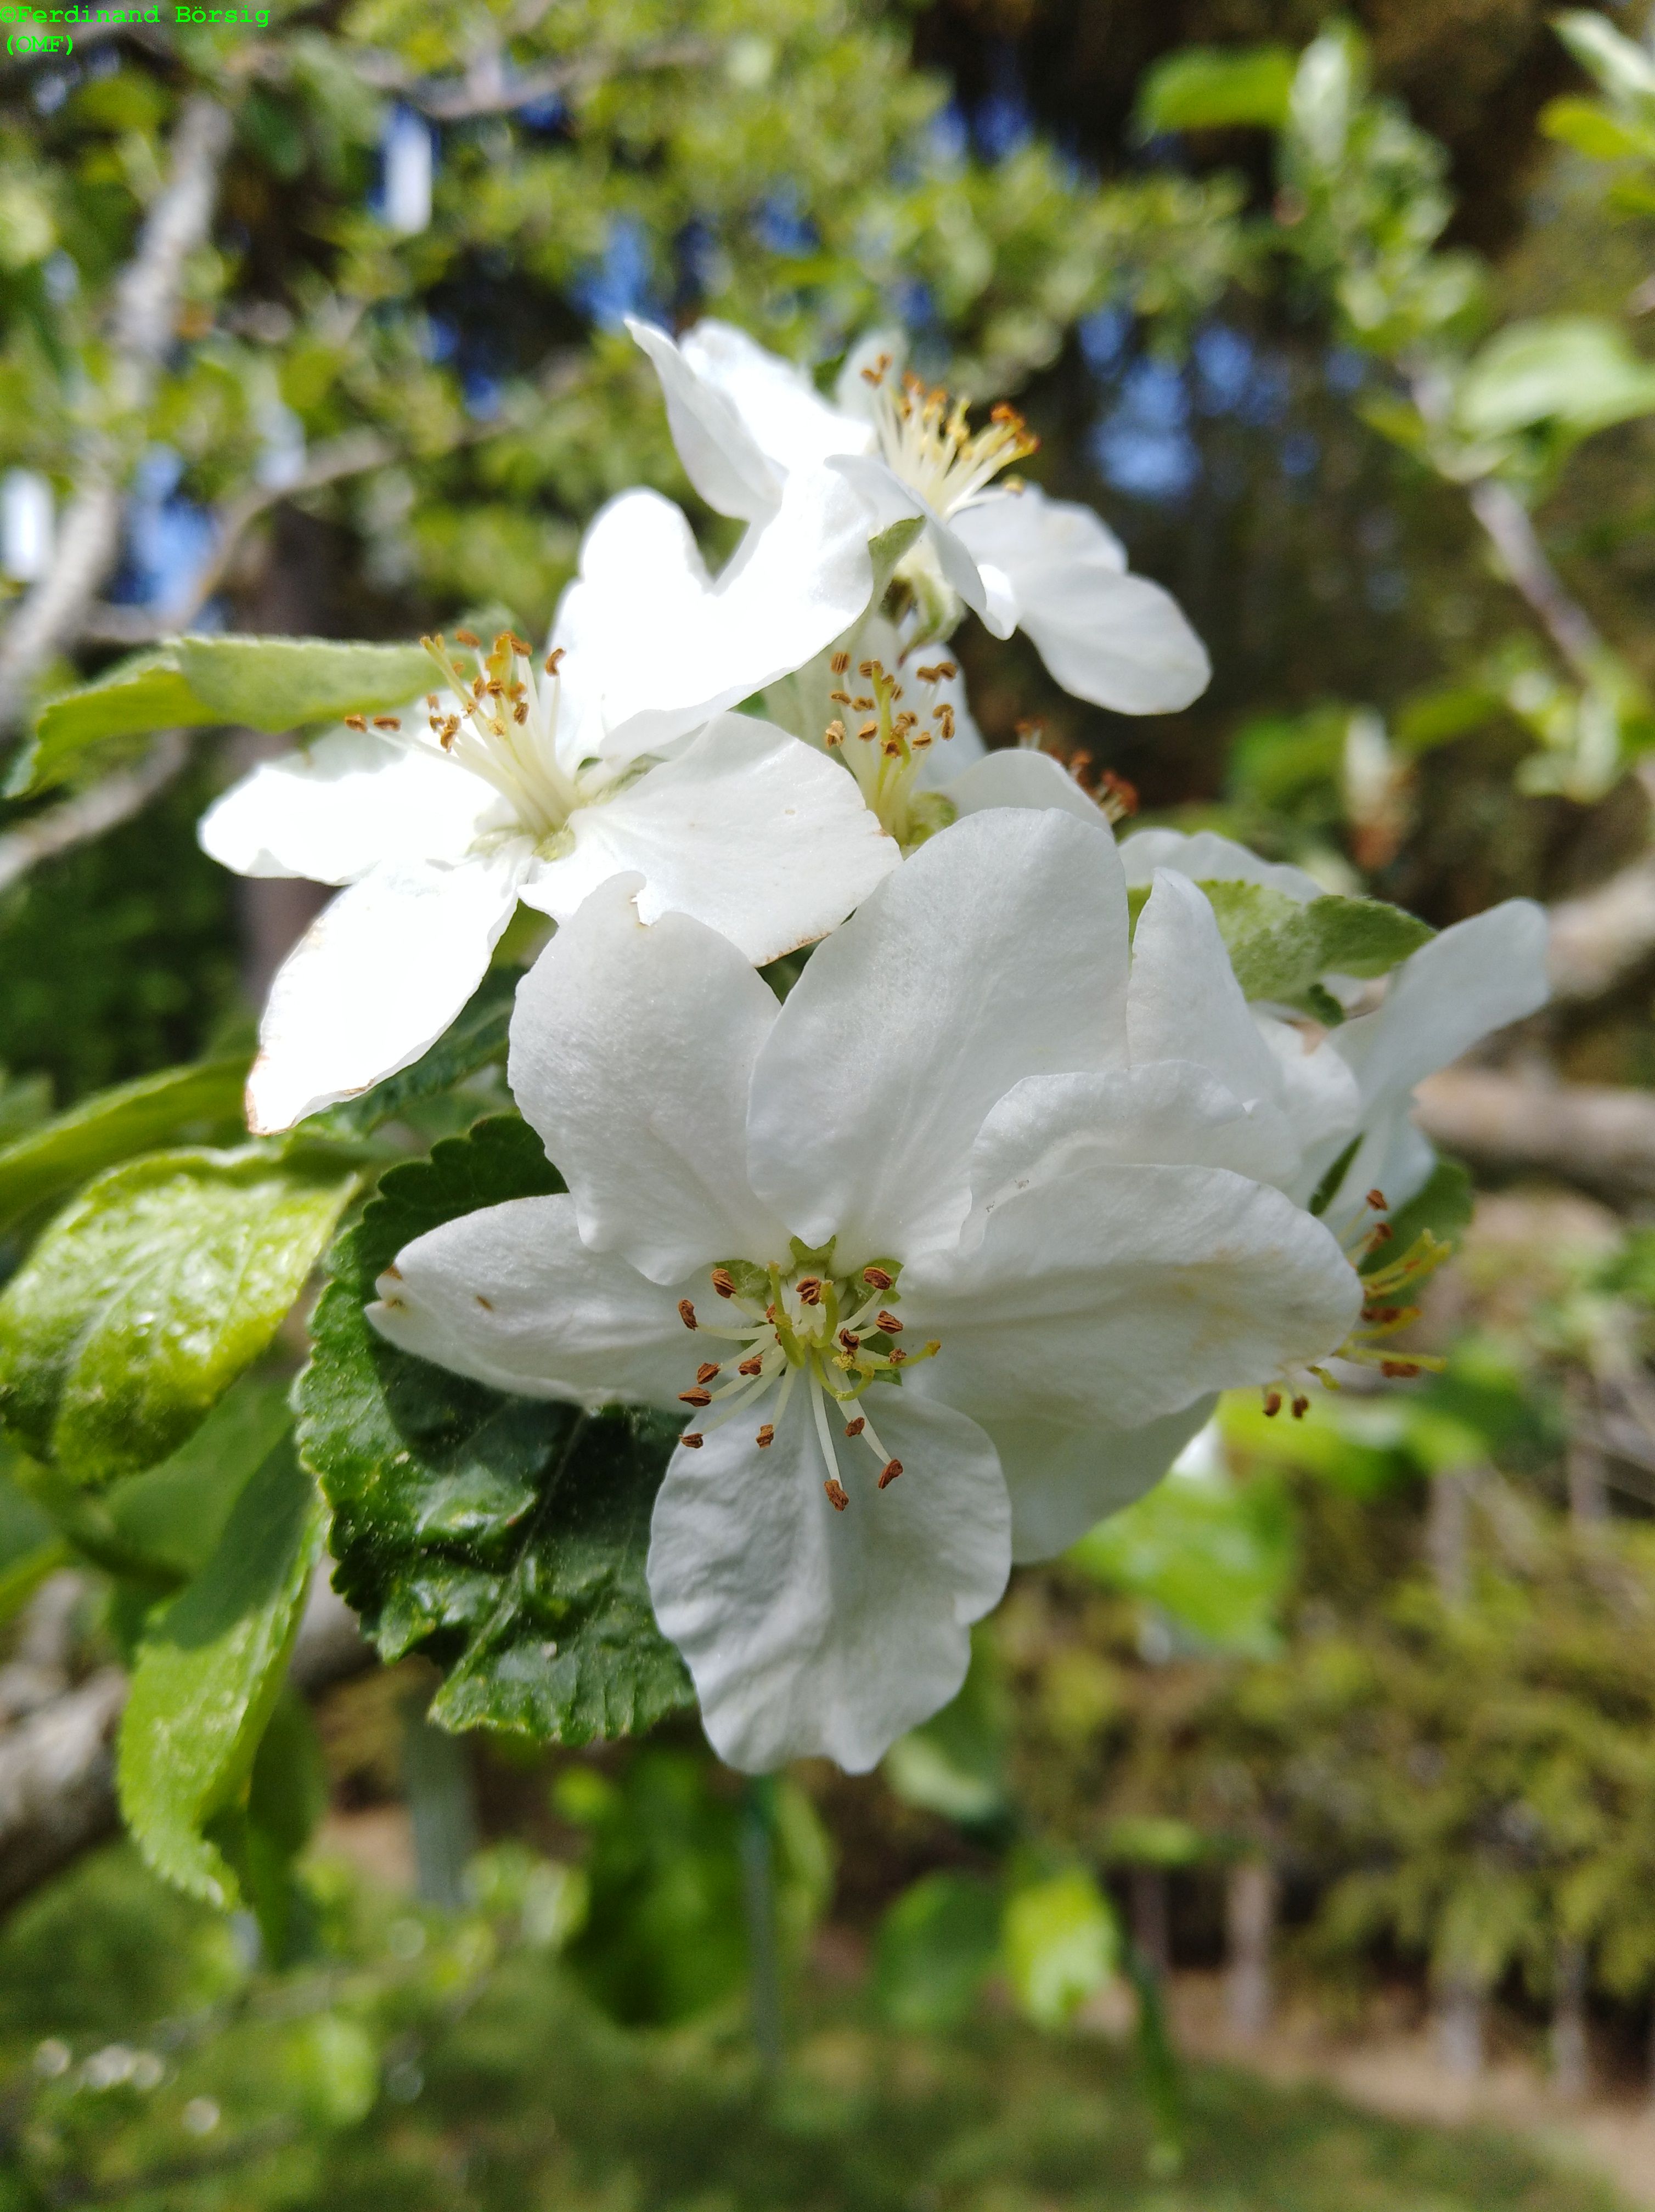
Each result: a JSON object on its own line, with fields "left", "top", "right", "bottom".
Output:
{"left": 1308, "top": 1135, "right": 1362, "bottom": 1217}
{"left": 116, "top": 1430, "right": 325, "bottom": 1906}
{"left": 0, "top": 1055, "right": 249, "bottom": 1239}
{"left": 296, "top": 1115, "right": 693, "bottom": 1746}
{"left": 0, "top": 1147, "right": 357, "bottom": 1485}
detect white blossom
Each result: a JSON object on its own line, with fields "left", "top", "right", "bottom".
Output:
{"left": 629, "top": 317, "right": 1211, "bottom": 715}
{"left": 368, "top": 808, "right": 1360, "bottom": 1772}
{"left": 202, "top": 488, "right": 898, "bottom": 1133}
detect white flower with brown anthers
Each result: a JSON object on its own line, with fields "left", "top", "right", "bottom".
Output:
{"left": 629, "top": 315, "right": 1211, "bottom": 715}
{"left": 366, "top": 808, "right": 1359, "bottom": 1773}
{"left": 200, "top": 623, "right": 896, "bottom": 1134}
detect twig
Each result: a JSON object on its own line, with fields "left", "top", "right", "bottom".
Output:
{"left": 1465, "top": 478, "right": 1609, "bottom": 685}
{"left": 0, "top": 733, "right": 188, "bottom": 898}
{"left": 0, "top": 97, "right": 234, "bottom": 739}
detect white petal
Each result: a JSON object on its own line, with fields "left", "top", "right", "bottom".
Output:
{"left": 520, "top": 712, "right": 898, "bottom": 964}
{"left": 678, "top": 317, "right": 864, "bottom": 475}
{"left": 961, "top": 1061, "right": 1302, "bottom": 1218}
{"left": 1117, "top": 826, "right": 1324, "bottom": 903}
{"left": 1129, "top": 870, "right": 1288, "bottom": 1115}
{"left": 368, "top": 1192, "right": 691, "bottom": 1409}
{"left": 627, "top": 316, "right": 784, "bottom": 522}
{"left": 1335, "top": 899, "right": 1551, "bottom": 1109}
{"left": 199, "top": 724, "right": 492, "bottom": 884}
{"left": 953, "top": 488, "right": 1210, "bottom": 713}
{"left": 904, "top": 1158, "right": 1360, "bottom": 1435}
{"left": 1256, "top": 1014, "right": 1361, "bottom": 1197}
{"left": 747, "top": 806, "right": 1132, "bottom": 1263}
{"left": 943, "top": 744, "right": 1111, "bottom": 825}
{"left": 647, "top": 1386, "right": 1009, "bottom": 1774}
{"left": 245, "top": 849, "right": 524, "bottom": 1132}
{"left": 985, "top": 1398, "right": 1218, "bottom": 1563}
{"left": 832, "top": 328, "right": 907, "bottom": 419}
{"left": 507, "top": 874, "right": 786, "bottom": 1284}
{"left": 552, "top": 479, "right": 876, "bottom": 761}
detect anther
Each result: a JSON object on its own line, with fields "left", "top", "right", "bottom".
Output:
{"left": 888, "top": 1346, "right": 907, "bottom": 1364}
{"left": 831, "top": 650, "right": 851, "bottom": 674}
{"left": 863, "top": 1266, "right": 894, "bottom": 1290}
{"left": 852, "top": 696, "right": 875, "bottom": 712}
{"left": 507, "top": 631, "right": 532, "bottom": 656}
{"left": 678, "top": 1300, "right": 698, "bottom": 1330}
{"left": 1292, "top": 1396, "right": 1310, "bottom": 1419}
{"left": 454, "top": 629, "right": 481, "bottom": 648}
{"left": 876, "top": 1311, "right": 903, "bottom": 1334}
{"left": 796, "top": 1277, "right": 823, "bottom": 1306}
{"left": 844, "top": 1417, "right": 865, "bottom": 1437}
{"left": 824, "top": 719, "right": 845, "bottom": 746}
{"left": 756, "top": 1425, "right": 775, "bottom": 1448}
{"left": 829, "top": 689, "right": 852, "bottom": 705}
{"left": 344, "top": 714, "right": 367, "bottom": 732}
{"left": 1263, "top": 1390, "right": 1282, "bottom": 1418}
{"left": 513, "top": 701, "right": 528, "bottom": 724}
{"left": 738, "top": 1355, "right": 765, "bottom": 1376}
{"left": 679, "top": 1387, "right": 712, "bottom": 1408}
{"left": 857, "top": 720, "right": 879, "bottom": 742}
{"left": 425, "top": 692, "right": 440, "bottom": 708}
{"left": 824, "top": 1478, "right": 849, "bottom": 1511}
{"left": 711, "top": 1268, "right": 735, "bottom": 1299}
{"left": 1366, "top": 1189, "right": 1388, "bottom": 1211}
{"left": 1381, "top": 1359, "right": 1422, "bottom": 1379}
{"left": 838, "top": 1330, "right": 860, "bottom": 1353}
{"left": 545, "top": 647, "right": 565, "bottom": 675}
{"left": 695, "top": 1362, "right": 720, "bottom": 1385}
{"left": 682, "top": 1432, "right": 704, "bottom": 1448}
{"left": 878, "top": 1459, "right": 903, "bottom": 1489}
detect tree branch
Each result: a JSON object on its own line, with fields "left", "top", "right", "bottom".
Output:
{"left": 1415, "top": 1067, "right": 1655, "bottom": 1200}
{"left": 1464, "top": 477, "right": 1609, "bottom": 685}
{"left": 0, "top": 96, "right": 234, "bottom": 740}
{"left": 348, "top": 33, "right": 716, "bottom": 121}
{"left": 0, "top": 1579, "right": 370, "bottom": 1915}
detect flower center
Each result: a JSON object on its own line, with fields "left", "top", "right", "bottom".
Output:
{"left": 348, "top": 629, "right": 594, "bottom": 849}
{"left": 1262, "top": 1186, "right": 1451, "bottom": 1420}
{"left": 821, "top": 651, "right": 958, "bottom": 851}
{"left": 861, "top": 358, "right": 1038, "bottom": 520}
{"left": 673, "top": 1238, "right": 941, "bottom": 1511}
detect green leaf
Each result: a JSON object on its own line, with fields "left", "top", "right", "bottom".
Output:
{"left": 1552, "top": 9, "right": 1655, "bottom": 108}
{"left": 10, "top": 651, "right": 217, "bottom": 796}
{"left": 0, "top": 1055, "right": 249, "bottom": 1240}
{"left": 1197, "top": 881, "right": 1431, "bottom": 1005}
{"left": 116, "top": 1429, "right": 325, "bottom": 1906}
{"left": 13, "top": 634, "right": 435, "bottom": 796}
{"left": 1002, "top": 1868, "right": 1118, "bottom": 2029}
{"left": 1135, "top": 43, "right": 1294, "bottom": 134}
{"left": 1539, "top": 93, "right": 1655, "bottom": 163}
{"left": 296, "top": 1115, "right": 693, "bottom": 1746}
{"left": 300, "top": 967, "right": 516, "bottom": 1143}
{"left": 100, "top": 1377, "right": 294, "bottom": 1589}
{"left": 874, "top": 1872, "right": 1003, "bottom": 2032}
{"left": 0, "top": 1438, "right": 66, "bottom": 1624}
{"left": 0, "top": 1148, "right": 357, "bottom": 1486}
{"left": 1457, "top": 317, "right": 1655, "bottom": 441}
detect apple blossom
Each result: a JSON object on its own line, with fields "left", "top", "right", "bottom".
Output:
{"left": 367, "top": 808, "right": 1361, "bottom": 1772}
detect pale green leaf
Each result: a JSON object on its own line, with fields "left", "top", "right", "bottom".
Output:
{"left": 1457, "top": 317, "right": 1655, "bottom": 441}
{"left": 1552, "top": 10, "right": 1655, "bottom": 108}
{"left": 10, "top": 651, "right": 216, "bottom": 797}
{"left": 1197, "top": 881, "right": 1431, "bottom": 1006}
{"left": 0, "top": 1148, "right": 357, "bottom": 1486}
{"left": 0, "top": 1055, "right": 249, "bottom": 1239}
{"left": 116, "top": 1431, "right": 325, "bottom": 1906}
{"left": 1002, "top": 1869, "right": 1118, "bottom": 2029}
{"left": 1539, "top": 94, "right": 1655, "bottom": 162}
{"left": 1135, "top": 43, "right": 1294, "bottom": 134}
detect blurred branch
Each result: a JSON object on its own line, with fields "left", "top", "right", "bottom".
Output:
{"left": 0, "top": 1577, "right": 370, "bottom": 1914}
{"left": 350, "top": 33, "right": 717, "bottom": 121}
{"left": 1463, "top": 479, "right": 1608, "bottom": 685}
{"left": 0, "top": 733, "right": 189, "bottom": 898}
{"left": 1415, "top": 1068, "right": 1655, "bottom": 1199}
{"left": 0, "top": 97, "right": 234, "bottom": 741}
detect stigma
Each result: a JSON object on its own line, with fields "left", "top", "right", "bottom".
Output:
{"left": 674, "top": 1238, "right": 939, "bottom": 1510}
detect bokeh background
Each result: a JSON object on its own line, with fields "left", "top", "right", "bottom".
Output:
{"left": 9, "top": 2, "right": 1655, "bottom": 2205}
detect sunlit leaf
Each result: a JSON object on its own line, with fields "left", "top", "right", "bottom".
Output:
{"left": 1135, "top": 44, "right": 1294, "bottom": 134}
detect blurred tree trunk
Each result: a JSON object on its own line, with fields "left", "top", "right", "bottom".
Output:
{"left": 1225, "top": 1857, "right": 1277, "bottom": 2042}
{"left": 1551, "top": 1939, "right": 1590, "bottom": 2100}
{"left": 1129, "top": 1865, "right": 1169, "bottom": 1977}
{"left": 1435, "top": 1972, "right": 1485, "bottom": 2079}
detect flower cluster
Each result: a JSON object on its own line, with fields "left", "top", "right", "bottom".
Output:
{"left": 204, "top": 320, "right": 1550, "bottom": 1771}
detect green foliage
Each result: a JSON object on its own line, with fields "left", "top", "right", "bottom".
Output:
{"left": 0, "top": 1052, "right": 248, "bottom": 1239}
{"left": 116, "top": 1430, "right": 325, "bottom": 1908}
{"left": 1001, "top": 1866, "right": 1118, "bottom": 2029}
{"left": 0, "top": 1146, "right": 355, "bottom": 1485}
{"left": 558, "top": 1750, "right": 829, "bottom": 2027}
{"left": 1135, "top": 45, "right": 1295, "bottom": 135}
{"left": 15, "top": 636, "right": 438, "bottom": 797}
{"left": 1455, "top": 317, "right": 1655, "bottom": 443}
{"left": 297, "top": 1114, "right": 694, "bottom": 1743}
{"left": 1197, "top": 881, "right": 1431, "bottom": 1009}
{"left": 873, "top": 1871, "right": 1003, "bottom": 2030}
{"left": 883, "top": 1630, "right": 1010, "bottom": 1826}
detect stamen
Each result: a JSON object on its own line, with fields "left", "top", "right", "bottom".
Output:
{"left": 756, "top": 1424, "right": 775, "bottom": 1448}
{"left": 682, "top": 1433, "right": 704, "bottom": 1448}
{"left": 678, "top": 1300, "right": 697, "bottom": 1330}
{"left": 863, "top": 1266, "right": 894, "bottom": 1290}
{"left": 695, "top": 1362, "right": 720, "bottom": 1385}
{"left": 844, "top": 1416, "right": 865, "bottom": 1437}
{"left": 711, "top": 1268, "right": 735, "bottom": 1299}
{"left": 678, "top": 1387, "right": 712, "bottom": 1408}
{"left": 879, "top": 1459, "right": 903, "bottom": 1489}
{"left": 876, "top": 1310, "right": 903, "bottom": 1334}
{"left": 825, "top": 1478, "right": 849, "bottom": 1511}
